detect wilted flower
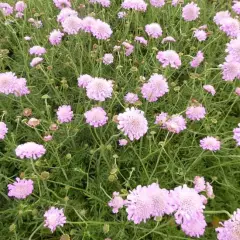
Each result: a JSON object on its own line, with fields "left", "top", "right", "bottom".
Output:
{"left": 27, "top": 118, "right": 40, "bottom": 127}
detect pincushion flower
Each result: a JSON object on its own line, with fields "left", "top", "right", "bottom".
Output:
{"left": 14, "top": 77, "right": 30, "bottom": 96}
{"left": 214, "top": 11, "right": 231, "bottom": 25}
{"left": 182, "top": 2, "right": 200, "bottom": 22}
{"left": 145, "top": 23, "right": 162, "bottom": 38}
{"left": 8, "top": 178, "right": 34, "bottom": 199}
{"left": 200, "top": 136, "right": 221, "bottom": 151}
{"left": 30, "top": 57, "right": 43, "bottom": 67}
{"left": 0, "top": 72, "right": 17, "bottom": 95}
{"left": 161, "top": 36, "right": 176, "bottom": 44}
{"left": 190, "top": 51, "right": 204, "bottom": 68}
{"left": 118, "top": 11, "right": 126, "bottom": 19}
{"left": 57, "top": 105, "right": 74, "bottom": 123}
{"left": 15, "top": 1, "right": 26, "bottom": 12}
{"left": 81, "top": 16, "right": 96, "bottom": 33}
{"left": 84, "top": 107, "right": 108, "bottom": 127}
{"left": 226, "top": 37, "right": 240, "bottom": 62}
{"left": 108, "top": 192, "right": 125, "bottom": 213}
{"left": 194, "top": 176, "right": 206, "bottom": 193}
{"left": 124, "top": 92, "right": 139, "bottom": 104}
{"left": 57, "top": 8, "right": 78, "bottom": 23}
{"left": 62, "top": 16, "right": 82, "bottom": 35}
{"left": 203, "top": 85, "right": 216, "bottom": 96}
{"left": 122, "top": 42, "right": 134, "bottom": 56}
{"left": 172, "top": 0, "right": 181, "bottom": 6}
{"left": 233, "top": 123, "right": 240, "bottom": 146}
{"left": 29, "top": 46, "right": 46, "bottom": 56}
{"left": 220, "top": 61, "right": 240, "bottom": 81}
{"left": 117, "top": 107, "right": 148, "bottom": 141}
{"left": 103, "top": 53, "right": 114, "bottom": 65}
{"left": 156, "top": 50, "right": 181, "bottom": 69}
{"left": 49, "top": 29, "right": 64, "bottom": 45}
{"left": 91, "top": 19, "right": 112, "bottom": 40}
{"left": 220, "top": 17, "right": 240, "bottom": 38}
{"left": 0, "top": 3, "right": 13, "bottom": 16}
{"left": 53, "top": 0, "right": 71, "bottom": 9}
{"left": 135, "top": 36, "right": 148, "bottom": 46}
{"left": 186, "top": 105, "right": 206, "bottom": 121}
{"left": 121, "top": 0, "right": 147, "bottom": 12}
{"left": 194, "top": 29, "right": 207, "bottom": 42}
{"left": 86, "top": 77, "right": 113, "bottom": 101}
{"left": 233, "top": 1, "right": 240, "bottom": 14}
{"left": 119, "top": 139, "right": 128, "bottom": 146}
{"left": 44, "top": 207, "right": 66, "bottom": 232}
{"left": 89, "top": 0, "right": 110, "bottom": 7}
{"left": 155, "top": 112, "right": 168, "bottom": 127}
{"left": 206, "top": 182, "right": 214, "bottom": 199}
{"left": 15, "top": 142, "right": 46, "bottom": 159}
{"left": 78, "top": 74, "right": 93, "bottom": 88}
{"left": 0, "top": 122, "right": 8, "bottom": 139}
{"left": 15, "top": 12, "right": 24, "bottom": 18}
{"left": 165, "top": 115, "right": 186, "bottom": 134}
{"left": 150, "top": 0, "right": 165, "bottom": 8}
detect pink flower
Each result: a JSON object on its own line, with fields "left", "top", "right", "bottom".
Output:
{"left": 236, "top": 87, "right": 240, "bottom": 96}
{"left": 86, "top": 77, "right": 113, "bottom": 101}
{"left": 220, "top": 17, "right": 240, "bottom": 38}
{"left": 122, "top": 0, "right": 147, "bottom": 12}
{"left": 15, "top": 142, "right": 46, "bottom": 159}
{"left": 81, "top": 16, "right": 96, "bottom": 33}
{"left": 78, "top": 74, "right": 93, "bottom": 88}
{"left": 155, "top": 112, "right": 168, "bottom": 127}
{"left": 57, "top": 105, "right": 74, "bottom": 123}
{"left": 84, "top": 107, "right": 108, "bottom": 127}
{"left": 53, "top": 0, "right": 71, "bottom": 9}
{"left": 220, "top": 61, "right": 240, "bottom": 81}
{"left": 0, "top": 72, "right": 17, "bottom": 95}
{"left": 226, "top": 36, "right": 240, "bottom": 62}
{"left": 165, "top": 115, "right": 186, "bottom": 134}
{"left": 30, "top": 57, "right": 43, "bottom": 67}
{"left": 145, "top": 23, "right": 162, "bottom": 38}
{"left": 161, "top": 36, "right": 176, "bottom": 44}
{"left": 186, "top": 105, "right": 206, "bottom": 121}
{"left": 91, "top": 19, "right": 112, "bottom": 40}
{"left": 203, "top": 85, "right": 216, "bottom": 96}
{"left": 190, "top": 51, "right": 204, "bottom": 68}
{"left": 182, "top": 2, "right": 200, "bottom": 22}
{"left": 108, "top": 192, "right": 125, "bottom": 213}
{"left": 29, "top": 46, "right": 46, "bottom": 56}
{"left": 0, "top": 122, "right": 8, "bottom": 139}
{"left": 15, "top": 1, "right": 26, "bottom": 12}
{"left": 0, "top": 3, "right": 13, "bottom": 16}
{"left": 200, "top": 136, "right": 221, "bottom": 151}
{"left": 194, "top": 29, "right": 207, "bottom": 42}
{"left": 233, "top": 123, "right": 240, "bottom": 146}
{"left": 15, "top": 12, "right": 24, "bottom": 18}
{"left": 194, "top": 176, "right": 206, "bottom": 193}
{"left": 43, "top": 135, "right": 53, "bottom": 142}
{"left": 44, "top": 207, "right": 66, "bottom": 232}
{"left": 49, "top": 29, "right": 64, "bottom": 45}
{"left": 135, "top": 36, "right": 148, "bottom": 46}
{"left": 57, "top": 8, "right": 78, "bottom": 23}
{"left": 24, "top": 36, "right": 31, "bottom": 41}
{"left": 89, "top": 0, "right": 110, "bottom": 7}
{"left": 118, "top": 11, "right": 126, "bottom": 19}
{"left": 122, "top": 42, "right": 134, "bottom": 56}
{"left": 119, "top": 139, "right": 128, "bottom": 146}
{"left": 205, "top": 182, "right": 214, "bottom": 199}
{"left": 8, "top": 178, "right": 34, "bottom": 199}
{"left": 103, "top": 53, "right": 114, "bottom": 65}
{"left": 214, "top": 11, "right": 231, "bottom": 25}
{"left": 172, "top": 0, "right": 181, "bottom": 6}
{"left": 14, "top": 77, "right": 30, "bottom": 96}
{"left": 233, "top": 1, "right": 240, "bottom": 14}
{"left": 156, "top": 50, "right": 181, "bottom": 69}
{"left": 150, "top": 0, "right": 165, "bottom": 8}
{"left": 124, "top": 92, "right": 139, "bottom": 104}
{"left": 62, "top": 16, "right": 82, "bottom": 35}
{"left": 117, "top": 107, "right": 148, "bottom": 141}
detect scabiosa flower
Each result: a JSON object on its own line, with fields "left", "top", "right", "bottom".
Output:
{"left": 15, "top": 1, "right": 26, "bottom": 12}
{"left": 203, "top": 85, "right": 216, "bottom": 96}
{"left": 194, "top": 176, "right": 206, "bottom": 193}
{"left": 14, "top": 77, "right": 30, "bottom": 96}
{"left": 119, "top": 139, "right": 128, "bottom": 146}
{"left": 89, "top": 0, "right": 110, "bottom": 8}
{"left": 121, "top": 0, "right": 147, "bottom": 12}
{"left": 30, "top": 57, "right": 43, "bottom": 67}
{"left": 0, "top": 3, "right": 13, "bottom": 16}
{"left": 108, "top": 192, "right": 125, "bottom": 213}
{"left": 165, "top": 115, "right": 186, "bottom": 134}
{"left": 182, "top": 2, "right": 200, "bottom": 22}
{"left": 150, "top": 0, "right": 165, "bottom": 8}
{"left": 214, "top": 11, "right": 231, "bottom": 25}
{"left": 43, "top": 135, "right": 53, "bottom": 142}
{"left": 86, "top": 77, "right": 113, "bottom": 101}
{"left": 190, "top": 51, "right": 204, "bottom": 68}
{"left": 216, "top": 209, "right": 240, "bottom": 240}
{"left": 205, "top": 182, "right": 214, "bottom": 199}
{"left": 103, "top": 53, "right": 114, "bottom": 65}
{"left": 161, "top": 36, "right": 176, "bottom": 44}
{"left": 141, "top": 74, "right": 169, "bottom": 102}
{"left": 24, "top": 36, "right": 31, "bottom": 41}
{"left": 49, "top": 29, "right": 64, "bottom": 45}
{"left": 155, "top": 112, "right": 168, "bottom": 127}
{"left": 8, "top": 178, "right": 34, "bottom": 199}
{"left": 186, "top": 105, "right": 206, "bottom": 121}
{"left": 125, "top": 185, "right": 153, "bottom": 224}
{"left": 62, "top": 16, "right": 82, "bottom": 35}
{"left": 0, "top": 122, "right": 8, "bottom": 139}
{"left": 29, "top": 46, "right": 46, "bottom": 56}
{"left": 122, "top": 42, "right": 134, "bottom": 56}
{"left": 172, "top": 0, "right": 181, "bottom": 6}
{"left": 78, "top": 74, "right": 93, "bottom": 88}
{"left": 135, "top": 36, "right": 148, "bottom": 46}
{"left": 233, "top": 1, "right": 240, "bottom": 14}
{"left": 194, "top": 29, "right": 207, "bottom": 42}
{"left": 15, "top": 12, "right": 24, "bottom": 18}
{"left": 220, "top": 61, "right": 240, "bottom": 81}
{"left": 220, "top": 17, "right": 240, "bottom": 38}
{"left": 226, "top": 37, "right": 240, "bottom": 62}
{"left": 0, "top": 72, "right": 17, "bottom": 95}
{"left": 124, "top": 92, "right": 139, "bottom": 104}
{"left": 200, "top": 136, "right": 221, "bottom": 151}
{"left": 53, "top": 0, "right": 71, "bottom": 9}
{"left": 84, "top": 107, "right": 108, "bottom": 127}
{"left": 117, "top": 107, "right": 148, "bottom": 141}
{"left": 81, "top": 16, "right": 96, "bottom": 33}
{"left": 233, "top": 123, "right": 240, "bottom": 146}
{"left": 156, "top": 50, "right": 181, "bottom": 69}
{"left": 57, "top": 105, "right": 74, "bottom": 123}
{"left": 145, "top": 23, "right": 162, "bottom": 38}
{"left": 15, "top": 142, "right": 46, "bottom": 159}
{"left": 57, "top": 8, "right": 78, "bottom": 23}
{"left": 27, "top": 118, "right": 40, "bottom": 128}
{"left": 44, "top": 207, "right": 66, "bottom": 232}
{"left": 91, "top": 19, "right": 112, "bottom": 40}
{"left": 118, "top": 11, "right": 126, "bottom": 19}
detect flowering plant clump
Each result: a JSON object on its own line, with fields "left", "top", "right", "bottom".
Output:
{"left": 0, "top": 0, "right": 240, "bottom": 239}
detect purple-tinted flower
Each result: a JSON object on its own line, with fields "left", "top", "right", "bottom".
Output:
{"left": 156, "top": 50, "right": 181, "bottom": 69}
{"left": 172, "top": 0, "right": 180, "bottom": 7}
{"left": 103, "top": 53, "right": 114, "bottom": 65}
{"left": 57, "top": 105, "right": 74, "bottom": 123}
{"left": 220, "top": 17, "right": 240, "bottom": 38}
{"left": 205, "top": 182, "right": 214, "bottom": 199}
{"left": 155, "top": 112, "right": 168, "bottom": 127}
{"left": 233, "top": 1, "right": 240, "bottom": 14}
{"left": 0, "top": 3, "right": 13, "bottom": 16}
{"left": 119, "top": 139, "right": 128, "bottom": 146}
{"left": 14, "top": 77, "right": 30, "bottom": 96}
{"left": 78, "top": 74, "right": 93, "bottom": 88}
{"left": 220, "top": 61, "right": 240, "bottom": 81}
{"left": 233, "top": 123, "right": 240, "bottom": 146}
{"left": 62, "top": 16, "right": 82, "bottom": 35}
{"left": 15, "top": 1, "right": 26, "bottom": 12}
{"left": 30, "top": 57, "right": 43, "bottom": 67}
{"left": 194, "top": 29, "right": 207, "bottom": 42}
{"left": 150, "top": 0, "right": 165, "bottom": 8}
{"left": 200, "top": 136, "right": 221, "bottom": 151}
{"left": 186, "top": 105, "right": 206, "bottom": 121}
{"left": 53, "top": 0, "right": 71, "bottom": 9}
{"left": 214, "top": 11, "right": 231, "bottom": 25}
{"left": 15, "top": 12, "right": 24, "bottom": 18}
{"left": 84, "top": 107, "right": 108, "bottom": 127}
{"left": 29, "top": 46, "right": 46, "bottom": 56}
{"left": 108, "top": 192, "right": 125, "bottom": 213}
{"left": 118, "top": 11, "right": 126, "bottom": 19}
{"left": 122, "top": 42, "right": 134, "bottom": 56}
{"left": 124, "top": 92, "right": 139, "bottom": 104}
{"left": 203, "top": 85, "right": 216, "bottom": 96}
{"left": 226, "top": 37, "right": 240, "bottom": 62}
{"left": 135, "top": 36, "right": 148, "bottom": 46}
{"left": 0, "top": 72, "right": 17, "bottom": 95}
{"left": 81, "top": 16, "right": 96, "bottom": 33}
{"left": 161, "top": 36, "right": 176, "bottom": 44}
{"left": 89, "top": 0, "right": 110, "bottom": 7}
{"left": 182, "top": 2, "right": 200, "bottom": 22}
{"left": 194, "top": 176, "right": 206, "bottom": 193}
{"left": 190, "top": 51, "right": 204, "bottom": 68}
{"left": 91, "top": 19, "right": 112, "bottom": 40}
{"left": 49, "top": 29, "right": 64, "bottom": 45}
{"left": 145, "top": 23, "right": 162, "bottom": 38}
{"left": 122, "top": 0, "right": 147, "bottom": 12}
{"left": 165, "top": 115, "right": 186, "bottom": 134}
{"left": 15, "top": 142, "right": 46, "bottom": 159}
{"left": 57, "top": 8, "right": 78, "bottom": 23}
{"left": 0, "top": 122, "right": 8, "bottom": 139}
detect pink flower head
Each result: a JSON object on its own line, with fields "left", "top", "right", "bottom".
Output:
{"left": 145, "top": 23, "right": 162, "bottom": 38}
{"left": 108, "top": 192, "right": 125, "bottom": 213}
{"left": 200, "top": 136, "right": 221, "bottom": 151}
{"left": 62, "top": 16, "right": 82, "bottom": 35}
{"left": 135, "top": 36, "right": 148, "bottom": 46}
{"left": 119, "top": 139, "right": 128, "bottom": 146}
{"left": 8, "top": 178, "right": 34, "bottom": 199}
{"left": 30, "top": 57, "right": 43, "bottom": 67}
{"left": 81, "top": 16, "right": 96, "bottom": 33}
{"left": 155, "top": 112, "right": 168, "bottom": 127}
{"left": 49, "top": 29, "right": 64, "bottom": 45}
{"left": 122, "top": 42, "right": 134, "bottom": 56}
{"left": 194, "top": 176, "right": 206, "bottom": 193}
{"left": 233, "top": 1, "right": 240, "bottom": 14}
{"left": 24, "top": 36, "right": 31, "bottom": 41}
{"left": 141, "top": 74, "right": 169, "bottom": 102}
{"left": 117, "top": 107, "right": 148, "bottom": 141}
{"left": 89, "top": 0, "right": 110, "bottom": 7}
{"left": 14, "top": 77, "right": 30, "bottom": 96}
{"left": 216, "top": 209, "right": 240, "bottom": 240}
{"left": 161, "top": 36, "right": 176, "bottom": 44}
{"left": 233, "top": 123, "right": 240, "bottom": 146}
{"left": 91, "top": 19, "right": 112, "bottom": 40}
{"left": 86, "top": 77, "right": 113, "bottom": 101}
{"left": 0, "top": 72, "right": 17, "bottom": 95}
{"left": 44, "top": 207, "right": 66, "bottom": 232}
{"left": 172, "top": 0, "right": 181, "bottom": 7}
{"left": 165, "top": 115, "right": 186, "bottom": 134}
{"left": 78, "top": 74, "right": 93, "bottom": 88}
{"left": 103, "top": 53, "right": 114, "bottom": 65}
{"left": 226, "top": 36, "right": 240, "bottom": 62}
{"left": 182, "top": 2, "right": 200, "bottom": 22}
{"left": 15, "top": 1, "right": 26, "bottom": 12}
{"left": 0, "top": 122, "right": 8, "bottom": 139}
{"left": 0, "top": 3, "right": 13, "bottom": 16}
{"left": 156, "top": 50, "right": 181, "bottom": 69}
{"left": 15, "top": 12, "right": 24, "bottom": 18}
{"left": 57, "top": 8, "right": 78, "bottom": 23}
{"left": 125, "top": 185, "right": 153, "bottom": 224}
{"left": 150, "top": 0, "right": 165, "bottom": 8}
{"left": 205, "top": 182, "right": 214, "bottom": 199}
{"left": 124, "top": 92, "right": 139, "bottom": 104}
{"left": 15, "top": 142, "right": 46, "bottom": 159}
{"left": 29, "top": 46, "right": 46, "bottom": 56}
{"left": 118, "top": 11, "right": 126, "bottom": 19}
{"left": 84, "top": 107, "right": 108, "bottom": 127}
{"left": 121, "top": 0, "right": 147, "bottom": 12}
{"left": 203, "top": 85, "right": 216, "bottom": 96}
{"left": 43, "top": 135, "right": 53, "bottom": 142}
{"left": 190, "top": 51, "right": 204, "bottom": 68}
{"left": 220, "top": 17, "right": 240, "bottom": 38}
{"left": 186, "top": 105, "right": 206, "bottom": 121}
{"left": 57, "top": 105, "right": 74, "bottom": 123}
{"left": 194, "top": 29, "right": 207, "bottom": 42}
{"left": 236, "top": 87, "right": 240, "bottom": 96}
{"left": 220, "top": 61, "right": 240, "bottom": 81}
{"left": 214, "top": 11, "right": 231, "bottom": 25}
{"left": 53, "top": 0, "right": 71, "bottom": 9}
